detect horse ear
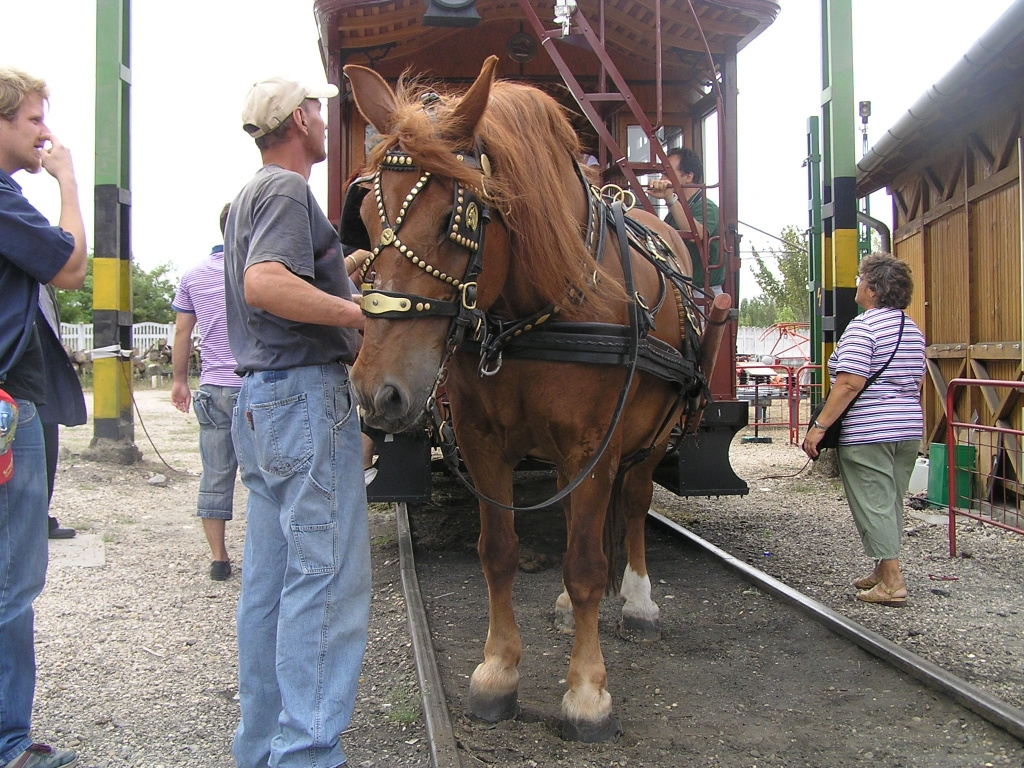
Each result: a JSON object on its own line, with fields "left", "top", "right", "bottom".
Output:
{"left": 446, "top": 55, "right": 499, "bottom": 143}
{"left": 344, "top": 64, "right": 398, "bottom": 135}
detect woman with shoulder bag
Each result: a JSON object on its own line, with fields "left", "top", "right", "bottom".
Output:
{"left": 802, "top": 254, "right": 925, "bottom": 607}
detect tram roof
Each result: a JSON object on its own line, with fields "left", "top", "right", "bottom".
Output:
{"left": 314, "top": 0, "right": 779, "bottom": 83}
{"left": 857, "top": 0, "right": 1024, "bottom": 196}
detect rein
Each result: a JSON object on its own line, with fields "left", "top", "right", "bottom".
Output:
{"left": 347, "top": 148, "right": 706, "bottom": 512}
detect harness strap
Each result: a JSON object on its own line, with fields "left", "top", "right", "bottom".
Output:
{"left": 464, "top": 323, "right": 696, "bottom": 384}
{"left": 436, "top": 200, "right": 644, "bottom": 513}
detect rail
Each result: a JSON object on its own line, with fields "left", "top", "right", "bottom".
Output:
{"left": 945, "top": 378, "right": 1024, "bottom": 557}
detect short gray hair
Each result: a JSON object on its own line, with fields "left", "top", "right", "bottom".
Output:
{"left": 860, "top": 253, "right": 913, "bottom": 309}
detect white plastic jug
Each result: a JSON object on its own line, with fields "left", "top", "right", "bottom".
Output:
{"left": 908, "top": 457, "right": 929, "bottom": 495}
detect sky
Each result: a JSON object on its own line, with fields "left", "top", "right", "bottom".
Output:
{"left": 1, "top": 0, "right": 1018, "bottom": 293}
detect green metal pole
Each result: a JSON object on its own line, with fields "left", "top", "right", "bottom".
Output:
{"left": 821, "top": 0, "right": 858, "bottom": 391}
{"left": 806, "top": 116, "right": 822, "bottom": 392}
{"left": 90, "top": 0, "right": 138, "bottom": 461}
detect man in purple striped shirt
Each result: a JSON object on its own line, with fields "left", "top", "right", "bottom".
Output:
{"left": 171, "top": 204, "right": 243, "bottom": 581}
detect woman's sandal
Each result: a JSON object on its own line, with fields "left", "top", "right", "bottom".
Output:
{"left": 852, "top": 573, "right": 881, "bottom": 590}
{"left": 855, "top": 581, "right": 908, "bottom": 607}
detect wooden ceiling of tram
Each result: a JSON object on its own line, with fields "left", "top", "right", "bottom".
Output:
{"left": 314, "top": 0, "right": 779, "bottom": 80}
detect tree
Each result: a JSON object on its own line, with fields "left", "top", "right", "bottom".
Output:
{"left": 744, "top": 225, "right": 809, "bottom": 325}
{"left": 738, "top": 295, "right": 780, "bottom": 327}
{"left": 56, "top": 257, "right": 94, "bottom": 323}
{"left": 132, "top": 262, "right": 178, "bottom": 324}
{"left": 55, "top": 256, "right": 178, "bottom": 324}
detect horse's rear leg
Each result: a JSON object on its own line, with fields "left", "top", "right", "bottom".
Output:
{"left": 554, "top": 495, "right": 574, "bottom": 634}
{"left": 467, "top": 503, "right": 522, "bottom": 722}
{"left": 617, "top": 464, "right": 662, "bottom": 643}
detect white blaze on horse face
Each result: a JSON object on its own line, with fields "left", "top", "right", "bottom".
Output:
{"left": 619, "top": 564, "right": 660, "bottom": 623}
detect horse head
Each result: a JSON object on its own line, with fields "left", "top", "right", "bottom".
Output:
{"left": 344, "top": 57, "right": 502, "bottom": 433}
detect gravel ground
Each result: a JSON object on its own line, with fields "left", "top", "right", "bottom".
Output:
{"left": 28, "top": 393, "right": 1024, "bottom": 767}
{"left": 653, "top": 429, "right": 1024, "bottom": 713}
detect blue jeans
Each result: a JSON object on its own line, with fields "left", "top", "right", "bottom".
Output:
{"left": 231, "top": 363, "right": 371, "bottom": 768}
{"left": 0, "top": 400, "right": 49, "bottom": 764}
{"left": 193, "top": 385, "right": 240, "bottom": 520}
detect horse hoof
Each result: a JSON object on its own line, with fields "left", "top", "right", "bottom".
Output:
{"left": 561, "top": 713, "right": 622, "bottom": 742}
{"left": 618, "top": 614, "right": 661, "bottom": 643}
{"left": 467, "top": 689, "right": 519, "bottom": 723}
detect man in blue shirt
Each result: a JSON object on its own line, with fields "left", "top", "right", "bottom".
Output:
{"left": 0, "top": 67, "right": 87, "bottom": 768}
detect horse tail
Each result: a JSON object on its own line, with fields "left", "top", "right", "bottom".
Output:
{"left": 603, "top": 470, "right": 628, "bottom": 595}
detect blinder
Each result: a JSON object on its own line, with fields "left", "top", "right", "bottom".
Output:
{"left": 447, "top": 179, "right": 486, "bottom": 253}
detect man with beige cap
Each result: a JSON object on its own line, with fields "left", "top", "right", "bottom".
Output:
{"left": 223, "top": 76, "right": 368, "bottom": 768}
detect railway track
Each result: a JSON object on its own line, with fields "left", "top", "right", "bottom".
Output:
{"left": 393, "top": 500, "right": 1024, "bottom": 767}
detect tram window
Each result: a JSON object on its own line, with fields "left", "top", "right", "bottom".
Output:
{"left": 702, "top": 112, "right": 720, "bottom": 205}
{"left": 627, "top": 125, "right": 651, "bottom": 163}
{"left": 626, "top": 125, "right": 683, "bottom": 164}
{"left": 629, "top": 125, "right": 684, "bottom": 215}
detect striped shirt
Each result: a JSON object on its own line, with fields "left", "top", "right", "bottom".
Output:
{"left": 829, "top": 306, "right": 925, "bottom": 445}
{"left": 171, "top": 247, "right": 242, "bottom": 388}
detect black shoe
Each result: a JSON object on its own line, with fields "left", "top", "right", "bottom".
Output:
{"left": 48, "top": 526, "right": 77, "bottom": 540}
{"left": 210, "top": 560, "right": 232, "bottom": 581}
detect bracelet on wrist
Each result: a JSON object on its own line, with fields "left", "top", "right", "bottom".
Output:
{"left": 812, "top": 419, "right": 829, "bottom": 430}
{"left": 668, "top": 193, "right": 679, "bottom": 206}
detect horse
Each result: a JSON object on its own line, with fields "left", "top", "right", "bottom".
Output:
{"left": 344, "top": 56, "right": 730, "bottom": 742}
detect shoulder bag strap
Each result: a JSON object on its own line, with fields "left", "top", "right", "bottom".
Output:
{"left": 863, "top": 312, "right": 906, "bottom": 390}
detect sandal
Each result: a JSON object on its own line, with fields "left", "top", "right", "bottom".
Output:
{"left": 856, "top": 581, "right": 907, "bottom": 607}
{"left": 852, "top": 573, "right": 881, "bottom": 590}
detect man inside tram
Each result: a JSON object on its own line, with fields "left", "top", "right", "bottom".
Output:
{"left": 647, "top": 147, "right": 722, "bottom": 296}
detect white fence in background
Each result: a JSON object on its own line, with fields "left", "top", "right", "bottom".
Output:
{"left": 736, "top": 326, "right": 810, "bottom": 363}
{"left": 61, "top": 322, "right": 178, "bottom": 354}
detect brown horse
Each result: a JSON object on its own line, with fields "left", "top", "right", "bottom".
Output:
{"left": 345, "top": 56, "right": 727, "bottom": 742}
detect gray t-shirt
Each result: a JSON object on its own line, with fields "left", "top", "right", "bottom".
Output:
{"left": 224, "top": 164, "right": 360, "bottom": 374}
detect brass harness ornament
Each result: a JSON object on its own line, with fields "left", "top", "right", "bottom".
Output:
{"left": 358, "top": 151, "right": 489, "bottom": 324}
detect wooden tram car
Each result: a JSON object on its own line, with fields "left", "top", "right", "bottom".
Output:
{"left": 313, "top": 0, "right": 780, "bottom": 501}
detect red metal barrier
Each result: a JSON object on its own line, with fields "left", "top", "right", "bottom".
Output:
{"left": 945, "top": 378, "right": 1024, "bottom": 557}
{"left": 735, "top": 362, "right": 794, "bottom": 440}
{"left": 791, "top": 364, "right": 822, "bottom": 445}
{"left": 734, "top": 362, "right": 826, "bottom": 445}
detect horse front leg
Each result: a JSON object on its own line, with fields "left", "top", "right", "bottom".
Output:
{"left": 560, "top": 467, "right": 621, "bottom": 742}
{"left": 467, "top": 475, "right": 521, "bottom": 723}
{"left": 617, "top": 461, "right": 662, "bottom": 643}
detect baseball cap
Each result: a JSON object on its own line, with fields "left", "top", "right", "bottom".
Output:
{"left": 0, "top": 389, "right": 18, "bottom": 486}
{"left": 241, "top": 77, "right": 339, "bottom": 138}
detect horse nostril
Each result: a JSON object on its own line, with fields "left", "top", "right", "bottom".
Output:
{"left": 374, "top": 383, "right": 409, "bottom": 422}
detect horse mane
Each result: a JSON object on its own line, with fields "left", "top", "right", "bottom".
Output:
{"left": 364, "top": 76, "right": 625, "bottom": 319}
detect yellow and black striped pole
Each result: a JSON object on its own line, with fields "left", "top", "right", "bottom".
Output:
{"left": 819, "top": 0, "right": 858, "bottom": 393}
{"left": 90, "top": 0, "right": 137, "bottom": 459}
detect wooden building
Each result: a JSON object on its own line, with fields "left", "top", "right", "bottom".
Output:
{"left": 857, "top": 0, "right": 1024, "bottom": 483}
